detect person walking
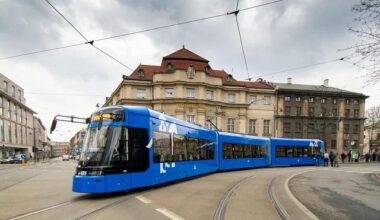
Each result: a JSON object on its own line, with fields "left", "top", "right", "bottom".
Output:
{"left": 341, "top": 152, "right": 346, "bottom": 163}
{"left": 324, "top": 151, "right": 329, "bottom": 166}
{"left": 365, "top": 152, "right": 370, "bottom": 163}
{"left": 329, "top": 151, "right": 335, "bottom": 167}
{"left": 372, "top": 152, "right": 377, "bottom": 163}
{"left": 348, "top": 151, "right": 352, "bottom": 163}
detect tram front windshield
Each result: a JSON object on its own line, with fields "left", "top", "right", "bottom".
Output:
{"left": 78, "top": 122, "right": 149, "bottom": 173}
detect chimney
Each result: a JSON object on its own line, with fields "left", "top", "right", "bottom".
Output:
{"left": 323, "top": 79, "right": 329, "bottom": 87}
{"left": 287, "top": 77, "right": 292, "bottom": 84}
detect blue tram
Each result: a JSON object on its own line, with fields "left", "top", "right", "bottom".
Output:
{"left": 270, "top": 138, "right": 324, "bottom": 167}
{"left": 71, "top": 106, "right": 323, "bottom": 194}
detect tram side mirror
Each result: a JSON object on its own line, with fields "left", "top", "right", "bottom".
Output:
{"left": 50, "top": 118, "right": 57, "bottom": 134}
{"left": 85, "top": 117, "right": 91, "bottom": 124}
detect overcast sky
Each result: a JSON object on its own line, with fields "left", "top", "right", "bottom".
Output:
{"left": 1, "top": 0, "right": 379, "bottom": 142}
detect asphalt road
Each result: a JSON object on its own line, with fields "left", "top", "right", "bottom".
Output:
{"left": 0, "top": 159, "right": 379, "bottom": 220}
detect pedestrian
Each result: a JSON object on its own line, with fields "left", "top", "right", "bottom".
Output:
{"left": 348, "top": 151, "right": 352, "bottom": 163}
{"left": 372, "top": 152, "right": 377, "bottom": 162}
{"left": 365, "top": 152, "right": 370, "bottom": 163}
{"left": 329, "top": 151, "right": 335, "bottom": 167}
{"left": 353, "top": 153, "right": 358, "bottom": 163}
{"left": 341, "top": 152, "right": 346, "bottom": 163}
{"left": 378, "top": 151, "right": 380, "bottom": 162}
{"left": 324, "top": 151, "right": 329, "bottom": 166}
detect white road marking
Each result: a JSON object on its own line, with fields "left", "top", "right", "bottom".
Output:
{"left": 136, "top": 195, "right": 152, "bottom": 204}
{"left": 285, "top": 170, "right": 320, "bottom": 220}
{"left": 156, "top": 208, "right": 185, "bottom": 220}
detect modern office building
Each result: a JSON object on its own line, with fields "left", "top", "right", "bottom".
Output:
{"left": 0, "top": 73, "right": 36, "bottom": 159}
{"left": 105, "top": 47, "right": 277, "bottom": 136}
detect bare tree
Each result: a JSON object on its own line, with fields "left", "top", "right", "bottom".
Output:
{"left": 349, "top": 0, "right": 380, "bottom": 84}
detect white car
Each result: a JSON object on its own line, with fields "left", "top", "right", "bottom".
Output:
{"left": 62, "top": 154, "right": 70, "bottom": 161}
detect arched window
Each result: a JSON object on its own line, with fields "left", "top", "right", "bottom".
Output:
{"left": 138, "top": 69, "right": 145, "bottom": 78}
{"left": 204, "top": 65, "right": 211, "bottom": 74}
{"left": 226, "top": 74, "right": 233, "bottom": 81}
{"left": 166, "top": 63, "right": 174, "bottom": 72}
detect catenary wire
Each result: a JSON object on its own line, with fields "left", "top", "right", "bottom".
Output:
{"left": 44, "top": 0, "right": 133, "bottom": 71}
{"left": 0, "top": 0, "right": 283, "bottom": 60}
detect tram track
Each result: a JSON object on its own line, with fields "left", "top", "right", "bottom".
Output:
{"left": 0, "top": 173, "right": 40, "bottom": 193}
{"left": 268, "top": 177, "right": 290, "bottom": 220}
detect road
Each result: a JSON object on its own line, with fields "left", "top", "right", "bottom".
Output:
{"left": 0, "top": 160, "right": 379, "bottom": 220}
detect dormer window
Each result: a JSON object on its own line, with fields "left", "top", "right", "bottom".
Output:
{"left": 166, "top": 63, "right": 174, "bottom": 72}
{"left": 226, "top": 74, "right": 233, "bottom": 81}
{"left": 138, "top": 69, "right": 145, "bottom": 78}
{"left": 204, "top": 65, "right": 211, "bottom": 74}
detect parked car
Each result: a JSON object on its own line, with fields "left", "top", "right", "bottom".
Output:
{"left": 0, "top": 156, "right": 23, "bottom": 164}
{"left": 62, "top": 154, "right": 70, "bottom": 161}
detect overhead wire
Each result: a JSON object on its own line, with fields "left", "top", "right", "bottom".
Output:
{"left": 43, "top": 0, "right": 133, "bottom": 71}
{"left": 0, "top": 0, "right": 283, "bottom": 61}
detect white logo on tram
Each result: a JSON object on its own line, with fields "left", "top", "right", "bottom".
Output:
{"left": 158, "top": 114, "right": 178, "bottom": 134}
{"left": 160, "top": 162, "right": 176, "bottom": 174}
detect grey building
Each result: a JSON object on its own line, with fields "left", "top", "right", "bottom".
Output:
{"left": 0, "top": 73, "right": 36, "bottom": 159}
{"left": 274, "top": 78, "right": 368, "bottom": 154}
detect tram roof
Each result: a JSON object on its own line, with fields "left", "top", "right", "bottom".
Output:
{"left": 218, "top": 132, "right": 270, "bottom": 141}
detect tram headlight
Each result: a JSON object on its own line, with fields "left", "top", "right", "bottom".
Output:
{"left": 87, "top": 170, "right": 103, "bottom": 176}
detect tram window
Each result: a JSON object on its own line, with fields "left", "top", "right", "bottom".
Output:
{"left": 173, "top": 134, "right": 187, "bottom": 161}
{"left": 233, "top": 145, "right": 244, "bottom": 158}
{"left": 286, "top": 147, "right": 294, "bottom": 157}
{"left": 311, "top": 146, "right": 318, "bottom": 157}
{"left": 153, "top": 131, "right": 172, "bottom": 162}
{"left": 258, "top": 145, "right": 267, "bottom": 157}
{"left": 276, "top": 146, "right": 286, "bottom": 157}
{"left": 223, "top": 144, "right": 233, "bottom": 159}
{"left": 187, "top": 137, "right": 199, "bottom": 160}
{"left": 303, "top": 147, "right": 309, "bottom": 157}
{"left": 294, "top": 147, "right": 303, "bottom": 157}
{"left": 243, "top": 145, "right": 252, "bottom": 158}
{"left": 198, "top": 139, "right": 214, "bottom": 160}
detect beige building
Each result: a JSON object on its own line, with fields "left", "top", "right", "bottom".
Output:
{"left": 70, "top": 128, "right": 86, "bottom": 154}
{"left": 106, "top": 47, "right": 276, "bottom": 136}
{"left": 51, "top": 141, "right": 70, "bottom": 157}
{"left": 364, "top": 122, "right": 380, "bottom": 153}
{"left": 0, "top": 73, "right": 35, "bottom": 159}
{"left": 33, "top": 116, "right": 51, "bottom": 160}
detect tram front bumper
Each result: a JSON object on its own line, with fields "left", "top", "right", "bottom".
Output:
{"left": 73, "top": 175, "right": 106, "bottom": 193}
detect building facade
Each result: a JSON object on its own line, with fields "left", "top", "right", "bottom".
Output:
{"left": 33, "top": 116, "right": 51, "bottom": 160}
{"left": 51, "top": 141, "right": 70, "bottom": 157}
{"left": 105, "top": 47, "right": 277, "bottom": 136}
{"left": 363, "top": 122, "right": 380, "bottom": 154}
{"left": 0, "top": 73, "right": 35, "bottom": 159}
{"left": 70, "top": 128, "right": 86, "bottom": 155}
{"left": 275, "top": 78, "right": 367, "bottom": 154}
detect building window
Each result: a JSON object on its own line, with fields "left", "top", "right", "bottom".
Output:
{"left": 331, "top": 140, "right": 337, "bottom": 149}
{"left": 0, "top": 120, "right": 3, "bottom": 142}
{"left": 321, "top": 107, "right": 326, "bottom": 116}
{"left": 186, "top": 115, "right": 196, "bottom": 124}
{"left": 308, "top": 123, "right": 314, "bottom": 133}
{"left": 285, "top": 96, "right": 291, "bottom": 102}
{"left": 346, "top": 99, "right": 350, "bottom": 105}
{"left": 331, "top": 123, "right": 337, "bottom": 133}
{"left": 263, "top": 120, "right": 270, "bottom": 134}
{"left": 17, "top": 106, "right": 21, "bottom": 123}
{"left": 164, "top": 88, "right": 174, "bottom": 97}
{"left": 166, "top": 63, "right": 174, "bottom": 72}
{"left": 285, "top": 106, "right": 291, "bottom": 115}
{"left": 186, "top": 88, "right": 195, "bottom": 98}
{"left": 136, "top": 88, "right": 146, "bottom": 99}
{"left": 0, "top": 97, "right": 3, "bottom": 116}
{"left": 295, "top": 97, "right": 301, "bottom": 102}
{"left": 249, "top": 95, "right": 257, "bottom": 104}
{"left": 18, "top": 89, "right": 22, "bottom": 101}
{"left": 353, "top": 124, "right": 359, "bottom": 133}
{"left": 308, "top": 97, "right": 314, "bottom": 103}
{"left": 308, "top": 107, "right": 315, "bottom": 116}
{"left": 206, "top": 90, "right": 214, "bottom": 100}
{"left": 3, "top": 81, "right": 8, "bottom": 92}
{"left": 227, "top": 118, "right": 235, "bottom": 132}
{"left": 284, "top": 122, "right": 291, "bottom": 133}
{"left": 6, "top": 100, "right": 10, "bottom": 118}
{"left": 354, "top": 109, "right": 359, "bottom": 118}
{"left": 227, "top": 93, "right": 236, "bottom": 103}
{"left": 205, "top": 117, "right": 215, "bottom": 129}
{"left": 11, "top": 85, "right": 15, "bottom": 97}
{"left": 321, "top": 98, "right": 326, "bottom": 103}
{"left": 295, "top": 122, "right": 302, "bottom": 133}
{"left": 264, "top": 96, "right": 271, "bottom": 105}
{"left": 248, "top": 119, "right": 256, "bottom": 134}
{"left": 332, "top": 108, "right": 338, "bottom": 116}
{"left": 344, "top": 124, "right": 350, "bottom": 134}
{"left": 333, "top": 99, "right": 337, "bottom": 104}
{"left": 296, "top": 106, "right": 302, "bottom": 116}
{"left": 138, "top": 69, "right": 145, "bottom": 78}
{"left": 345, "top": 109, "right": 350, "bottom": 118}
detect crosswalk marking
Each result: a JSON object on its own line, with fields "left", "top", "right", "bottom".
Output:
{"left": 136, "top": 195, "right": 152, "bottom": 204}
{"left": 156, "top": 208, "right": 185, "bottom": 220}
